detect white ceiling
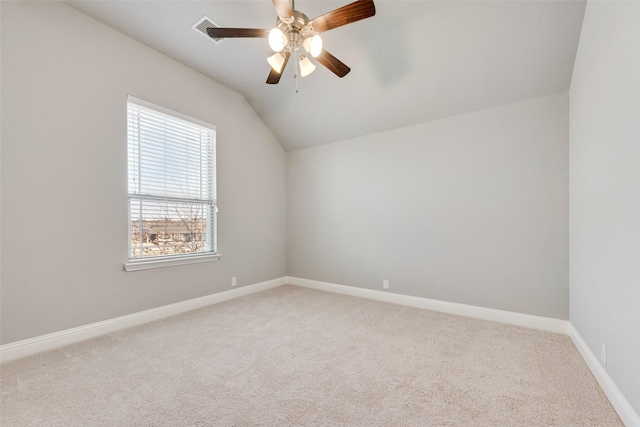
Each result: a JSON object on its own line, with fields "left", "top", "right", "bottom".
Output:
{"left": 66, "top": 0, "right": 586, "bottom": 151}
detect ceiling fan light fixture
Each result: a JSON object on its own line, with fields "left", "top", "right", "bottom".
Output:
{"left": 267, "top": 52, "right": 286, "bottom": 73}
{"left": 299, "top": 55, "right": 316, "bottom": 77}
{"left": 207, "top": 0, "right": 376, "bottom": 84}
{"left": 303, "top": 34, "right": 323, "bottom": 58}
{"left": 268, "top": 28, "right": 287, "bottom": 52}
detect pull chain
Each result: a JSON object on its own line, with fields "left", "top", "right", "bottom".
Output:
{"left": 291, "top": 0, "right": 298, "bottom": 93}
{"left": 294, "top": 51, "right": 299, "bottom": 93}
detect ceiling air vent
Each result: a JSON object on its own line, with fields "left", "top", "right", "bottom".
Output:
{"left": 192, "top": 16, "right": 222, "bottom": 44}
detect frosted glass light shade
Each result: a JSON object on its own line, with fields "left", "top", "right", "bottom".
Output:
{"left": 303, "top": 35, "right": 323, "bottom": 58}
{"left": 267, "top": 53, "right": 286, "bottom": 73}
{"left": 299, "top": 56, "right": 316, "bottom": 77}
{"left": 268, "top": 28, "right": 287, "bottom": 52}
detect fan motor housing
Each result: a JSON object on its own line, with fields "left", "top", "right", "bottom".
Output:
{"left": 276, "top": 11, "right": 314, "bottom": 50}
{"left": 277, "top": 11, "right": 309, "bottom": 32}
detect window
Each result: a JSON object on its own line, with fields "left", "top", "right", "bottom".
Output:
{"left": 125, "top": 96, "right": 218, "bottom": 271}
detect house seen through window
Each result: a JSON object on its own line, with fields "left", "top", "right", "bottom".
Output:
{"left": 126, "top": 96, "right": 216, "bottom": 264}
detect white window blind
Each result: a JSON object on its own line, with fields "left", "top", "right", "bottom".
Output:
{"left": 127, "top": 96, "right": 216, "bottom": 262}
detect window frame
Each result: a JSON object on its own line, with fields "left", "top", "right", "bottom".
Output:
{"left": 124, "top": 96, "right": 220, "bottom": 272}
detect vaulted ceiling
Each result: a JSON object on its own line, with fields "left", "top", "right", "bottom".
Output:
{"left": 66, "top": 1, "right": 586, "bottom": 151}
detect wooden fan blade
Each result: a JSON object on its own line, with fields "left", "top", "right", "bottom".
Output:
{"left": 206, "top": 28, "right": 270, "bottom": 39}
{"left": 266, "top": 52, "right": 291, "bottom": 84}
{"left": 272, "top": 0, "right": 293, "bottom": 18}
{"left": 310, "top": 0, "right": 376, "bottom": 33}
{"left": 315, "top": 50, "right": 351, "bottom": 78}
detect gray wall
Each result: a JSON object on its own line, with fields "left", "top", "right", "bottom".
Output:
{"left": 0, "top": 2, "right": 287, "bottom": 344}
{"left": 288, "top": 93, "right": 569, "bottom": 319}
{"left": 569, "top": 1, "right": 640, "bottom": 415}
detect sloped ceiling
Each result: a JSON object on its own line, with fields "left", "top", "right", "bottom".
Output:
{"left": 66, "top": 1, "right": 586, "bottom": 151}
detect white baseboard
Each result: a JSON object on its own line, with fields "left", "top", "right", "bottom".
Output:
{"left": 287, "top": 277, "right": 640, "bottom": 424}
{"left": 0, "top": 277, "right": 287, "bottom": 363}
{"left": 286, "top": 277, "right": 568, "bottom": 334}
{"left": 568, "top": 324, "right": 640, "bottom": 427}
{"left": 3, "top": 276, "right": 636, "bottom": 425}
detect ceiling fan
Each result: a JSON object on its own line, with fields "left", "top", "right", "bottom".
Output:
{"left": 207, "top": 0, "right": 376, "bottom": 84}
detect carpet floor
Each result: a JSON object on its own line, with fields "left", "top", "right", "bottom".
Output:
{"left": 1, "top": 285, "right": 622, "bottom": 426}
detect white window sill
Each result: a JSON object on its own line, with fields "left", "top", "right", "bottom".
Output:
{"left": 124, "top": 253, "right": 221, "bottom": 272}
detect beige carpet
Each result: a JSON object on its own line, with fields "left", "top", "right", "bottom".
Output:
{"left": 1, "top": 285, "right": 622, "bottom": 426}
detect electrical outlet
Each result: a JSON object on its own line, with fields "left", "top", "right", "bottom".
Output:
{"left": 383, "top": 279, "right": 389, "bottom": 290}
{"left": 601, "top": 342, "right": 607, "bottom": 366}
{"left": 231, "top": 276, "right": 237, "bottom": 287}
